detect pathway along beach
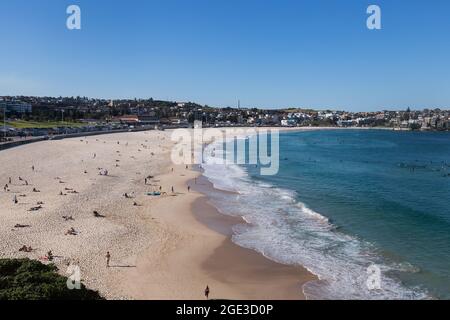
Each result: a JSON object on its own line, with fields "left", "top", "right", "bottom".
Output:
{"left": 0, "top": 130, "right": 314, "bottom": 300}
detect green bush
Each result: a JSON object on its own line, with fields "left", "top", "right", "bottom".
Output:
{"left": 0, "top": 259, "right": 103, "bottom": 300}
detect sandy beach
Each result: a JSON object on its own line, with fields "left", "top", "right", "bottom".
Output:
{"left": 0, "top": 129, "right": 315, "bottom": 300}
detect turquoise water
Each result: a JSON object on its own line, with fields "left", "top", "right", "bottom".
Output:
{"left": 202, "top": 130, "right": 450, "bottom": 299}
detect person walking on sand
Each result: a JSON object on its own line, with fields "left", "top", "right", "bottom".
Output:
{"left": 106, "top": 251, "right": 111, "bottom": 267}
{"left": 13, "top": 195, "right": 18, "bottom": 204}
{"left": 171, "top": 186, "right": 174, "bottom": 193}
{"left": 9, "top": 177, "right": 11, "bottom": 184}
{"left": 204, "top": 285, "right": 210, "bottom": 300}
{"left": 188, "top": 186, "right": 191, "bottom": 192}
{"left": 31, "top": 165, "right": 35, "bottom": 172}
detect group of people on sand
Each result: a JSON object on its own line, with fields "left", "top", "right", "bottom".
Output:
{"left": 19, "top": 245, "right": 33, "bottom": 253}
{"left": 124, "top": 192, "right": 134, "bottom": 199}
{"left": 5, "top": 166, "right": 42, "bottom": 207}
{"left": 6, "top": 136, "right": 211, "bottom": 298}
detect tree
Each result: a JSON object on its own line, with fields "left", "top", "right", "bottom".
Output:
{"left": 0, "top": 259, "right": 103, "bottom": 300}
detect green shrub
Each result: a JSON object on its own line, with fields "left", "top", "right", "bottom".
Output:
{"left": 0, "top": 259, "right": 103, "bottom": 300}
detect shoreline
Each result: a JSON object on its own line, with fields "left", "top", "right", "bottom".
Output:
{"left": 191, "top": 175, "right": 316, "bottom": 300}
{"left": 117, "top": 161, "right": 316, "bottom": 300}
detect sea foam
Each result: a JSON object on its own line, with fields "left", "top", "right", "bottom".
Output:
{"left": 201, "top": 140, "right": 429, "bottom": 300}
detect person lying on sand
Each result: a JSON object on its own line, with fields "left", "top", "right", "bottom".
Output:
{"left": 32, "top": 188, "right": 40, "bottom": 192}
{"left": 28, "top": 205, "right": 43, "bottom": 212}
{"left": 65, "top": 227, "right": 78, "bottom": 236}
{"left": 19, "top": 245, "right": 33, "bottom": 253}
{"left": 124, "top": 193, "right": 133, "bottom": 199}
{"left": 59, "top": 191, "right": 66, "bottom": 196}
{"left": 93, "top": 211, "right": 105, "bottom": 218}
{"left": 14, "top": 224, "right": 31, "bottom": 228}
{"left": 62, "top": 215, "right": 74, "bottom": 221}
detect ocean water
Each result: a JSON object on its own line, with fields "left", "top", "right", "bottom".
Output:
{"left": 201, "top": 129, "right": 450, "bottom": 300}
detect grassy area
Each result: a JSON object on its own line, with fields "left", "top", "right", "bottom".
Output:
{"left": 5, "top": 120, "right": 88, "bottom": 129}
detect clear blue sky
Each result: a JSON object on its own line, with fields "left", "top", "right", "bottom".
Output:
{"left": 0, "top": 0, "right": 449, "bottom": 111}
